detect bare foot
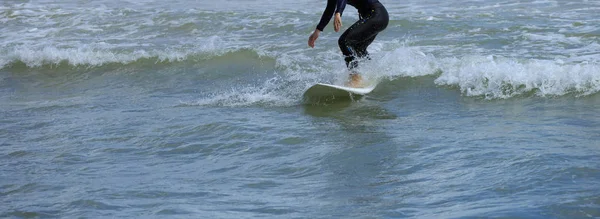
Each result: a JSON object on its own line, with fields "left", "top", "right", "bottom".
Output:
{"left": 346, "top": 73, "right": 364, "bottom": 88}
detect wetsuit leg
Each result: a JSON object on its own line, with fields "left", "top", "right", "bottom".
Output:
{"left": 355, "top": 34, "right": 377, "bottom": 60}
{"left": 341, "top": 34, "right": 376, "bottom": 69}
{"left": 338, "top": 4, "right": 389, "bottom": 70}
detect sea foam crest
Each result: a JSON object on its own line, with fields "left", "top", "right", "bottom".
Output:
{"left": 435, "top": 55, "right": 600, "bottom": 98}
{"left": 372, "top": 46, "right": 439, "bottom": 78}
{"left": 352, "top": 46, "right": 599, "bottom": 99}
{"left": 0, "top": 36, "right": 225, "bottom": 69}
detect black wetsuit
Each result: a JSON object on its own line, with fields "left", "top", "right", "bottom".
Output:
{"left": 316, "top": 0, "right": 389, "bottom": 69}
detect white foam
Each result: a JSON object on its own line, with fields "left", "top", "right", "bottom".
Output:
{"left": 9, "top": 46, "right": 138, "bottom": 67}
{"left": 182, "top": 49, "right": 343, "bottom": 107}
{"left": 317, "top": 44, "right": 600, "bottom": 100}
{"left": 181, "top": 76, "right": 302, "bottom": 107}
{"left": 0, "top": 35, "right": 228, "bottom": 68}
{"left": 0, "top": 58, "right": 8, "bottom": 69}
{"left": 524, "top": 33, "right": 582, "bottom": 44}
{"left": 434, "top": 55, "right": 600, "bottom": 98}
{"left": 363, "top": 46, "right": 439, "bottom": 79}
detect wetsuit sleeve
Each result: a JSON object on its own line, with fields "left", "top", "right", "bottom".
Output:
{"left": 316, "top": 0, "right": 336, "bottom": 31}
{"left": 335, "top": 0, "right": 348, "bottom": 16}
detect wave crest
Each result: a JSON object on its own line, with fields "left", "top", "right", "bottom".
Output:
{"left": 434, "top": 55, "right": 600, "bottom": 98}
{"left": 0, "top": 40, "right": 272, "bottom": 71}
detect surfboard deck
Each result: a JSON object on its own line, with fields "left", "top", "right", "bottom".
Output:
{"left": 303, "top": 83, "right": 376, "bottom": 103}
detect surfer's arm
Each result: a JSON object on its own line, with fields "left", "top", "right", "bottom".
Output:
{"left": 331, "top": 0, "right": 346, "bottom": 32}
{"left": 335, "top": 0, "right": 348, "bottom": 16}
{"left": 316, "top": 0, "right": 336, "bottom": 31}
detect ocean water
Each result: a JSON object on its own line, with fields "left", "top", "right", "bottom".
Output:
{"left": 1, "top": 0, "right": 600, "bottom": 218}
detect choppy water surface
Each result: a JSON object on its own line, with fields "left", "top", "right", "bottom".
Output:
{"left": 1, "top": 0, "right": 599, "bottom": 218}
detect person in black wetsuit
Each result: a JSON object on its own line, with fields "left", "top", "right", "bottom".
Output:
{"left": 308, "top": 0, "right": 389, "bottom": 84}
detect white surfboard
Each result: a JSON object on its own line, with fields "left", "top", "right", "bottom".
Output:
{"left": 303, "top": 83, "right": 376, "bottom": 102}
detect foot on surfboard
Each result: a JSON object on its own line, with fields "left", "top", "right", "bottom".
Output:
{"left": 346, "top": 73, "right": 364, "bottom": 88}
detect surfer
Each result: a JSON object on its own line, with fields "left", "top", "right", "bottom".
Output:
{"left": 308, "top": 0, "right": 389, "bottom": 86}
